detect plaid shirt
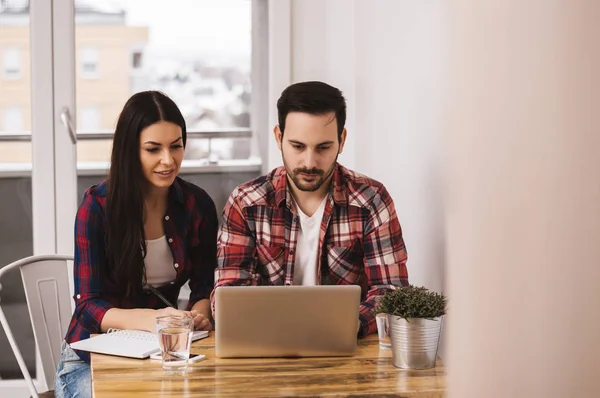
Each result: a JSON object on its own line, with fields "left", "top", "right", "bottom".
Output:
{"left": 213, "top": 163, "right": 408, "bottom": 337}
{"left": 65, "top": 177, "right": 218, "bottom": 362}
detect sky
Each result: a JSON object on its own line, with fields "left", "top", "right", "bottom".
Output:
{"left": 117, "top": 0, "right": 251, "bottom": 57}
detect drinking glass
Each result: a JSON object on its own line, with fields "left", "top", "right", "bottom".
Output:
{"left": 376, "top": 313, "right": 391, "bottom": 349}
{"left": 156, "top": 315, "right": 194, "bottom": 373}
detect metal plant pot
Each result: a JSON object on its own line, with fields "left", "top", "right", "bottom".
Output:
{"left": 388, "top": 315, "right": 443, "bottom": 369}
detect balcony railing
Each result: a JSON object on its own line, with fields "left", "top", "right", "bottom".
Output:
{"left": 0, "top": 127, "right": 252, "bottom": 141}
{"left": 0, "top": 128, "right": 261, "bottom": 177}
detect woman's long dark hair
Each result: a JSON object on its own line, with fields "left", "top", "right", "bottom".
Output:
{"left": 106, "top": 91, "right": 186, "bottom": 298}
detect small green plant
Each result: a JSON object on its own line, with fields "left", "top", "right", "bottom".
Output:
{"left": 374, "top": 285, "right": 447, "bottom": 319}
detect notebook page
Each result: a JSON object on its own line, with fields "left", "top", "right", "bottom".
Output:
{"left": 69, "top": 329, "right": 209, "bottom": 359}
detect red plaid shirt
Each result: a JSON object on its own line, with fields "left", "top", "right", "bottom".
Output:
{"left": 213, "top": 163, "right": 408, "bottom": 337}
{"left": 65, "top": 177, "right": 218, "bottom": 362}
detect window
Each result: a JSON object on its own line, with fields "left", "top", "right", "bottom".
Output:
{"left": 80, "top": 47, "right": 99, "bottom": 78}
{"left": 75, "top": 0, "right": 254, "bottom": 164}
{"left": 132, "top": 51, "right": 142, "bottom": 69}
{"left": 2, "top": 47, "right": 21, "bottom": 79}
{"left": 2, "top": 106, "right": 23, "bottom": 132}
{"left": 79, "top": 106, "right": 100, "bottom": 131}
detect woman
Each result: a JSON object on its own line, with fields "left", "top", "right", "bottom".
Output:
{"left": 55, "top": 91, "right": 218, "bottom": 398}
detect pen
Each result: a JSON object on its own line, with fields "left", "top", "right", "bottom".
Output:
{"left": 147, "top": 284, "right": 175, "bottom": 308}
{"left": 148, "top": 284, "right": 203, "bottom": 330}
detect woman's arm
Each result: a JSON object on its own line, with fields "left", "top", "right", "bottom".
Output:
{"left": 101, "top": 307, "right": 191, "bottom": 333}
{"left": 72, "top": 191, "right": 116, "bottom": 336}
{"left": 188, "top": 191, "right": 219, "bottom": 329}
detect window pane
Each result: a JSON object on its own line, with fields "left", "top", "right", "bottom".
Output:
{"left": 0, "top": 0, "right": 36, "bottom": 381}
{"left": 0, "top": 4, "right": 31, "bottom": 167}
{"left": 79, "top": 106, "right": 100, "bottom": 130}
{"left": 131, "top": 51, "right": 142, "bottom": 69}
{"left": 76, "top": 0, "right": 252, "bottom": 164}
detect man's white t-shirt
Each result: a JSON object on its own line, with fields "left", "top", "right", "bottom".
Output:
{"left": 293, "top": 196, "right": 328, "bottom": 286}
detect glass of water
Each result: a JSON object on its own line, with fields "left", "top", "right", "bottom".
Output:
{"left": 376, "top": 313, "right": 391, "bottom": 349}
{"left": 156, "top": 315, "right": 194, "bottom": 374}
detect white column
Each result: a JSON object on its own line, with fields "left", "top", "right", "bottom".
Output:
{"left": 267, "top": 0, "right": 291, "bottom": 171}
{"left": 53, "top": 0, "right": 77, "bottom": 264}
{"left": 29, "top": 1, "right": 56, "bottom": 394}
{"left": 251, "top": 0, "right": 269, "bottom": 166}
{"left": 446, "top": 2, "right": 600, "bottom": 397}
{"left": 30, "top": 0, "right": 56, "bottom": 257}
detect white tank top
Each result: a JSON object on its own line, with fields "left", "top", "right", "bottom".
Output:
{"left": 144, "top": 235, "right": 176, "bottom": 287}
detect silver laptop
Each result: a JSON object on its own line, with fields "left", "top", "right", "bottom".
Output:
{"left": 214, "top": 285, "right": 361, "bottom": 358}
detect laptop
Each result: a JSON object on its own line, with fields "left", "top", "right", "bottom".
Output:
{"left": 214, "top": 285, "right": 361, "bottom": 358}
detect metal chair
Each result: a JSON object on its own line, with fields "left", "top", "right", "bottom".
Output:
{"left": 0, "top": 255, "right": 73, "bottom": 398}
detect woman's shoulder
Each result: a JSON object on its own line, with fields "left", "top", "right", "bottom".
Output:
{"left": 78, "top": 180, "right": 108, "bottom": 212}
{"left": 174, "top": 177, "right": 212, "bottom": 201}
{"left": 173, "top": 177, "right": 217, "bottom": 218}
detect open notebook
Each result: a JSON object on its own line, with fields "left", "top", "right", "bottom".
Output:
{"left": 69, "top": 328, "right": 209, "bottom": 359}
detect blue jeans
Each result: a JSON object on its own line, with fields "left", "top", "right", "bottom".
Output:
{"left": 54, "top": 341, "right": 91, "bottom": 398}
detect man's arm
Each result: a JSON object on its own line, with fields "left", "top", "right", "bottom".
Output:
{"left": 210, "top": 190, "right": 259, "bottom": 317}
{"left": 359, "top": 186, "right": 409, "bottom": 337}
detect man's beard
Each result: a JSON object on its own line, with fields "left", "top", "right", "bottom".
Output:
{"left": 283, "top": 154, "right": 338, "bottom": 192}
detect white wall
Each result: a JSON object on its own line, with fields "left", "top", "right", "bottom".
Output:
{"left": 268, "top": 0, "right": 447, "bottom": 293}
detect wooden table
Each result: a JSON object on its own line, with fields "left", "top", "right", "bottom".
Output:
{"left": 91, "top": 333, "right": 446, "bottom": 397}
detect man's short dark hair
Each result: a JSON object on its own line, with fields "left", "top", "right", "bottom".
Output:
{"left": 277, "top": 81, "right": 347, "bottom": 141}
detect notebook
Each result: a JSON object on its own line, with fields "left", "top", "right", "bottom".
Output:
{"left": 69, "top": 328, "right": 209, "bottom": 359}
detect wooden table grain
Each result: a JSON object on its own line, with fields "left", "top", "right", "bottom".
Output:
{"left": 91, "top": 333, "right": 446, "bottom": 397}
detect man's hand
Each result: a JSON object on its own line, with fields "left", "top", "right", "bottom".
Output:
{"left": 151, "top": 307, "right": 193, "bottom": 332}
{"left": 190, "top": 299, "right": 213, "bottom": 331}
{"left": 190, "top": 310, "right": 212, "bottom": 331}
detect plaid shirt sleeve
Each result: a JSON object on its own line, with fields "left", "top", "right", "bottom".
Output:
{"left": 187, "top": 193, "right": 219, "bottom": 309}
{"left": 72, "top": 190, "right": 115, "bottom": 335}
{"left": 358, "top": 185, "right": 409, "bottom": 337}
{"left": 211, "top": 189, "right": 259, "bottom": 314}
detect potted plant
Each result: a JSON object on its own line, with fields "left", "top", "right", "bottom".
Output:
{"left": 374, "top": 285, "right": 447, "bottom": 369}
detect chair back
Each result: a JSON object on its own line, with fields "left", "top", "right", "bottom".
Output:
{"left": 0, "top": 254, "right": 73, "bottom": 394}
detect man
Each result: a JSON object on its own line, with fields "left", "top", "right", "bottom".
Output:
{"left": 212, "top": 81, "right": 408, "bottom": 336}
